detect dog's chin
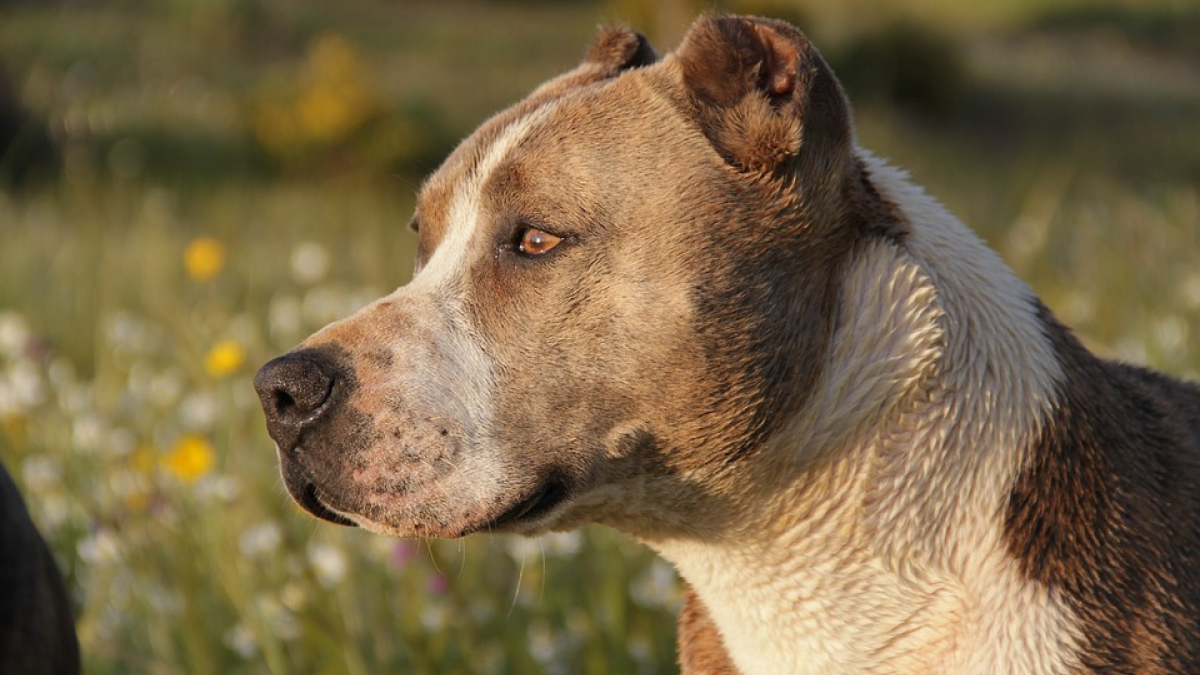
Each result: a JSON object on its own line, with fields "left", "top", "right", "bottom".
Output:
{"left": 283, "top": 475, "right": 358, "bottom": 527}
{"left": 283, "top": 466, "right": 576, "bottom": 538}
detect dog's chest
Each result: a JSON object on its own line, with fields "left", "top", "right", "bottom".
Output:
{"left": 674, "top": 544, "right": 953, "bottom": 675}
{"left": 661, "top": 530, "right": 1081, "bottom": 675}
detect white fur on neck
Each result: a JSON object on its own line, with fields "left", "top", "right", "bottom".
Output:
{"left": 654, "top": 152, "right": 1080, "bottom": 675}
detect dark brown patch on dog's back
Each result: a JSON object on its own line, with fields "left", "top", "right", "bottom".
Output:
{"left": 1006, "top": 302, "right": 1200, "bottom": 673}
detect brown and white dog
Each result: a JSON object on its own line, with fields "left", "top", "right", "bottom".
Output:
{"left": 254, "top": 15, "right": 1200, "bottom": 674}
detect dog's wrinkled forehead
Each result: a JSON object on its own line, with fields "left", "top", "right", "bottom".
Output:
{"left": 412, "top": 28, "right": 660, "bottom": 279}
{"left": 411, "top": 102, "right": 562, "bottom": 288}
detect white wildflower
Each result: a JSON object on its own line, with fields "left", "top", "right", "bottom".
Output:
{"left": 505, "top": 536, "right": 541, "bottom": 562}
{"left": 239, "top": 521, "right": 283, "bottom": 560}
{"left": 307, "top": 542, "right": 347, "bottom": 587}
{"left": 527, "top": 620, "right": 558, "bottom": 665}
{"left": 290, "top": 241, "right": 331, "bottom": 285}
{"left": 8, "top": 360, "right": 45, "bottom": 408}
{"left": 1153, "top": 315, "right": 1189, "bottom": 352}
{"left": 78, "top": 528, "right": 122, "bottom": 564}
{"left": 542, "top": 531, "right": 582, "bottom": 558}
{"left": 224, "top": 621, "right": 259, "bottom": 658}
{"left": 420, "top": 603, "right": 449, "bottom": 633}
{"left": 72, "top": 413, "right": 107, "bottom": 453}
{"left": 21, "top": 455, "right": 62, "bottom": 492}
{"left": 179, "top": 391, "right": 219, "bottom": 430}
{"left": 0, "top": 311, "right": 31, "bottom": 357}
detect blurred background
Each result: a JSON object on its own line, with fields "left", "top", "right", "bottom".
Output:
{"left": 0, "top": 0, "right": 1197, "bottom": 673}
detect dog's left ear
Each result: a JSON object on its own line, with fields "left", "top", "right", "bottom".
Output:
{"left": 530, "top": 26, "right": 658, "bottom": 100}
{"left": 674, "top": 15, "right": 854, "bottom": 179}
{"left": 585, "top": 25, "right": 659, "bottom": 74}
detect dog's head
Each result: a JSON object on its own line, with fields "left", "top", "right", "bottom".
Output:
{"left": 255, "top": 16, "right": 902, "bottom": 540}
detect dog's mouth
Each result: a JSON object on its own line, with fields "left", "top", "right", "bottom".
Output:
{"left": 482, "top": 477, "right": 570, "bottom": 532}
{"left": 289, "top": 475, "right": 358, "bottom": 527}
{"left": 283, "top": 449, "right": 573, "bottom": 536}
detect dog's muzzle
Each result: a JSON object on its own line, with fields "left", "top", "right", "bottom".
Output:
{"left": 253, "top": 349, "right": 357, "bottom": 526}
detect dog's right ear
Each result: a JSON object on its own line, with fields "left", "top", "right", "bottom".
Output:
{"left": 673, "top": 15, "right": 854, "bottom": 181}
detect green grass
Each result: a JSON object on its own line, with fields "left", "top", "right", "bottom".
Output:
{"left": 0, "top": 0, "right": 1197, "bottom": 673}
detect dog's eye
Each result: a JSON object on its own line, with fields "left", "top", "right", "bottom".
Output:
{"left": 518, "top": 227, "right": 562, "bottom": 256}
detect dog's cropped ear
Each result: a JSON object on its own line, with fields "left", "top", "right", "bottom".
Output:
{"left": 528, "top": 26, "right": 657, "bottom": 100}
{"left": 585, "top": 25, "right": 659, "bottom": 75}
{"left": 674, "top": 15, "right": 854, "bottom": 179}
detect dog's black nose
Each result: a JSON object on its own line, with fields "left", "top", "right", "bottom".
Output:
{"left": 254, "top": 352, "right": 337, "bottom": 450}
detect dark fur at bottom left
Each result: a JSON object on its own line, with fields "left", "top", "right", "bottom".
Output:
{"left": 0, "top": 461, "right": 79, "bottom": 675}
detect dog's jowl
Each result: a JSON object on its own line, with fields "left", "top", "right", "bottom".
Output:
{"left": 255, "top": 15, "right": 1200, "bottom": 675}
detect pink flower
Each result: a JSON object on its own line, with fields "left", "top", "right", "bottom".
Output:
{"left": 426, "top": 573, "right": 448, "bottom": 595}
{"left": 390, "top": 540, "right": 418, "bottom": 569}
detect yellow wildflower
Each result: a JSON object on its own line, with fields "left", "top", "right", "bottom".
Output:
{"left": 297, "top": 34, "right": 377, "bottom": 142}
{"left": 205, "top": 340, "right": 245, "bottom": 378}
{"left": 163, "top": 435, "right": 215, "bottom": 483}
{"left": 184, "top": 237, "right": 225, "bottom": 281}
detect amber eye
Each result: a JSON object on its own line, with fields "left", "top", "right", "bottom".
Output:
{"left": 518, "top": 227, "right": 562, "bottom": 256}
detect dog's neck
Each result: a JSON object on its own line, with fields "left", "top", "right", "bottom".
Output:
{"left": 650, "top": 154, "right": 1080, "bottom": 675}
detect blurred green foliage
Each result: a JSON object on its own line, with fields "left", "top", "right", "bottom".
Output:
{"left": 0, "top": 0, "right": 1197, "bottom": 673}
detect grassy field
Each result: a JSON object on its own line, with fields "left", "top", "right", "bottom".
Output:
{"left": 0, "top": 0, "right": 1197, "bottom": 673}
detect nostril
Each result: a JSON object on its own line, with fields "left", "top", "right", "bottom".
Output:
{"left": 270, "top": 389, "right": 298, "bottom": 417}
{"left": 253, "top": 352, "right": 339, "bottom": 445}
